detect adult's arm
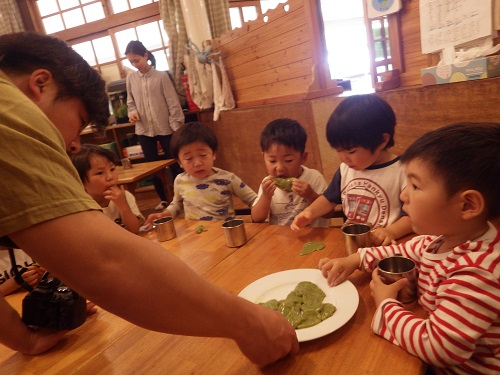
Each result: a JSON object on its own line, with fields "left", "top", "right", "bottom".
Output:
{"left": 10, "top": 211, "right": 298, "bottom": 366}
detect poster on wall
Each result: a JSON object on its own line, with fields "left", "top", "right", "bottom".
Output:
{"left": 420, "top": 0, "right": 493, "bottom": 54}
{"left": 367, "top": 0, "right": 402, "bottom": 19}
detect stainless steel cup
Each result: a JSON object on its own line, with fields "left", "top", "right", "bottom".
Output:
{"left": 377, "top": 256, "right": 418, "bottom": 303}
{"left": 341, "top": 223, "right": 372, "bottom": 256}
{"left": 222, "top": 219, "right": 247, "bottom": 247}
{"left": 153, "top": 217, "right": 176, "bottom": 241}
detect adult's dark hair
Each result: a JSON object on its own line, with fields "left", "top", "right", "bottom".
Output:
{"left": 71, "top": 144, "right": 118, "bottom": 183}
{"left": 125, "top": 40, "right": 156, "bottom": 69}
{"left": 0, "top": 31, "right": 109, "bottom": 131}
{"left": 260, "top": 118, "right": 307, "bottom": 154}
{"left": 326, "top": 94, "right": 396, "bottom": 152}
{"left": 170, "top": 121, "right": 218, "bottom": 159}
{"left": 400, "top": 122, "right": 500, "bottom": 219}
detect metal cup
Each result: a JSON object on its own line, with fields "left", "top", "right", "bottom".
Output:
{"left": 153, "top": 217, "right": 176, "bottom": 241}
{"left": 377, "top": 256, "right": 418, "bottom": 303}
{"left": 341, "top": 223, "right": 372, "bottom": 256}
{"left": 222, "top": 219, "right": 247, "bottom": 247}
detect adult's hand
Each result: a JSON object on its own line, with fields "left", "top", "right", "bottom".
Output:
{"left": 234, "top": 302, "right": 299, "bottom": 367}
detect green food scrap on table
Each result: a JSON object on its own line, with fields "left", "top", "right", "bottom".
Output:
{"left": 260, "top": 281, "right": 336, "bottom": 329}
{"left": 195, "top": 225, "right": 207, "bottom": 234}
{"left": 272, "top": 177, "right": 293, "bottom": 192}
{"left": 300, "top": 241, "right": 325, "bottom": 255}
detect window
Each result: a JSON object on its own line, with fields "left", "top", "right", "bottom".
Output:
{"left": 321, "top": 0, "right": 372, "bottom": 92}
{"left": 71, "top": 19, "right": 169, "bottom": 83}
{"left": 27, "top": 1, "right": 165, "bottom": 84}
{"left": 366, "top": 13, "right": 403, "bottom": 87}
{"left": 228, "top": 0, "right": 287, "bottom": 29}
{"left": 229, "top": 1, "right": 261, "bottom": 29}
{"left": 228, "top": 0, "right": 403, "bottom": 92}
{"left": 320, "top": 0, "right": 403, "bottom": 91}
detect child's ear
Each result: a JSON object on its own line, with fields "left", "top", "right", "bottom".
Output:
{"left": 459, "top": 189, "right": 485, "bottom": 220}
{"left": 301, "top": 151, "right": 308, "bottom": 163}
{"left": 377, "top": 133, "right": 391, "bottom": 150}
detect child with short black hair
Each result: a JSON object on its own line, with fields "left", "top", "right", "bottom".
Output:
{"left": 319, "top": 122, "right": 500, "bottom": 374}
{"left": 292, "top": 94, "right": 412, "bottom": 244}
{"left": 145, "top": 122, "right": 257, "bottom": 224}
{"left": 251, "top": 118, "right": 330, "bottom": 227}
{"left": 71, "top": 144, "right": 144, "bottom": 234}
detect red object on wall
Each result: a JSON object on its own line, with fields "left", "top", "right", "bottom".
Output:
{"left": 182, "top": 73, "right": 199, "bottom": 112}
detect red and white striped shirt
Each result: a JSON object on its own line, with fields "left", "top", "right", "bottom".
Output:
{"left": 359, "top": 222, "right": 500, "bottom": 375}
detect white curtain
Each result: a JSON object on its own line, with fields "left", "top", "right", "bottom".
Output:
{"left": 0, "top": 0, "right": 24, "bottom": 35}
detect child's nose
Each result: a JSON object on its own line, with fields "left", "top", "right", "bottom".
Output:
{"left": 400, "top": 187, "right": 408, "bottom": 202}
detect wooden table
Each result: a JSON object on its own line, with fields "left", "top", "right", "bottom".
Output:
{"left": 0, "top": 222, "right": 427, "bottom": 374}
{"left": 117, "top": 159, "right": 176, "bottom": 203}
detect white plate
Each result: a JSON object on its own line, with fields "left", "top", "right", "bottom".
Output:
{"left": 238, "top": 269, "right": 359, "bottom": 342}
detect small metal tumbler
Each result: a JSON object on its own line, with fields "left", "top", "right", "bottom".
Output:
{"left": 153, "top": 217, "right": 176, "bottom": 241}
{"left": 377, "top": 256, "right": 418, "bottom": 303}
{"left": 341, "top": 223, "right": 372, "bottom": 256}
{"left": 222, "top": 219, "right": 247, "bottom": 247}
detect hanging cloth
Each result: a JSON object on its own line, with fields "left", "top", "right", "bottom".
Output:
{"left": 194, "top": 58, "right": 214, "bottom": 109}
{"left": 212, "top": 62, "right": 223, "bottom": 121}
{"left": 219, "top": 56, "right": 235, "bottom": 111}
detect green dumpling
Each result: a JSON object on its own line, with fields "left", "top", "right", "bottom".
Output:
{"left": 273, "top": 177, "right": 293, "bottom": 192}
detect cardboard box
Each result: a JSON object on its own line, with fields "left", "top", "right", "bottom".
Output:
{"left": 421, "top": 55, "right": 500, "bottom": 86}
{"left": 123, "top": 145, "right": 144, "bottom": 159}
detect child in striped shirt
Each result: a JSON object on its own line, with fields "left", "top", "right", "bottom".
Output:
{"left": 318, "top": 123, "right": 500, "bottom": 375}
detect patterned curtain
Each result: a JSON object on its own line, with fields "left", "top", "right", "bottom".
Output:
{"left": 204, "top": 0, "right": 231, "bottom": 38}
{"left": 0, "top": 0, "right": 25, "bottom": 35}
{"left": 160, "top": 0, "right": 189, "bottom": 100}
{"left": 159, "top": 0, "right": 231, "bottom": 109}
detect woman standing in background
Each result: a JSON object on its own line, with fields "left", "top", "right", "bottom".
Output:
{"left": 125, "top": 40, "right": 184, "bottom": 210}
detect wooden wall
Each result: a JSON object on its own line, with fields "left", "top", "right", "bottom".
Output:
{"left": 201, "top": 76, "right": 500, "bottom": 190}
{"left": 212, "top": 0, "right": 341, "bottom": 108}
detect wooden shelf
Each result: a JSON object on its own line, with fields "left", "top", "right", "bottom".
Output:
{"left": 81, "top": 109, "right": 212, "bottom": 158}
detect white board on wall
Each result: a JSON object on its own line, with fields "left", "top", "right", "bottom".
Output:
{"left": 420, "top": 0, "right": 493, "bottom": 54}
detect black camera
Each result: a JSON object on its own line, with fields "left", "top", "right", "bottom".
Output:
{"left": 22, "top": 274, "right": 87, "bottom": 330}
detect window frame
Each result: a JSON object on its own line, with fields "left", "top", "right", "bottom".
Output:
{"left": 19, "top": 1, "right": 164, "bottom": 81}
{"left": 364, "top": 6, "right": 404, "bottom": 87}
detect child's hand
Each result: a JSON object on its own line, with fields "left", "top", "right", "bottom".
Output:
{"left": 104, "top": 185, "right": 127, "bottom": 208}
{"left": 21, "top": 266, "right": 46, "bottom": 288}
{"left": 290, "top": 210, "right": 312, "bottom": 231}
{"left": 86, "top": 301, "right": 98, "bottom": 315}
{"left": 370, "top": 228, "right": 397, "bottom": 246}
{"left": 291, "top": 179, "right": 313, "bottom": 199}
{"left": 370, "top": 268, "right": 407, "bottom": 307}
{"left": 318, "top": 253, "right": 360, "bottom": 286}
{"left": 261, "top": 176, "right": 277, "bottom": 199}
{"left": 129, "top": 113, "right": 140, "bottom": 123}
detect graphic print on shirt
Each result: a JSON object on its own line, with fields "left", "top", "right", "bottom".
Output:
{"left": 341, "top": 178, "right": 390, "bottom": 227}
{"left": 270, "top": 194, "right": 305, "bottom": 224}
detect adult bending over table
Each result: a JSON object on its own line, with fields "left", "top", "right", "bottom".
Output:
{"left": 0, "top": 31, "right": 298, "bottom": 366}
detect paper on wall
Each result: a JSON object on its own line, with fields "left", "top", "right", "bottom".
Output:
{"left": 420, "top": 0, "right": 493, "bottom": 54}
